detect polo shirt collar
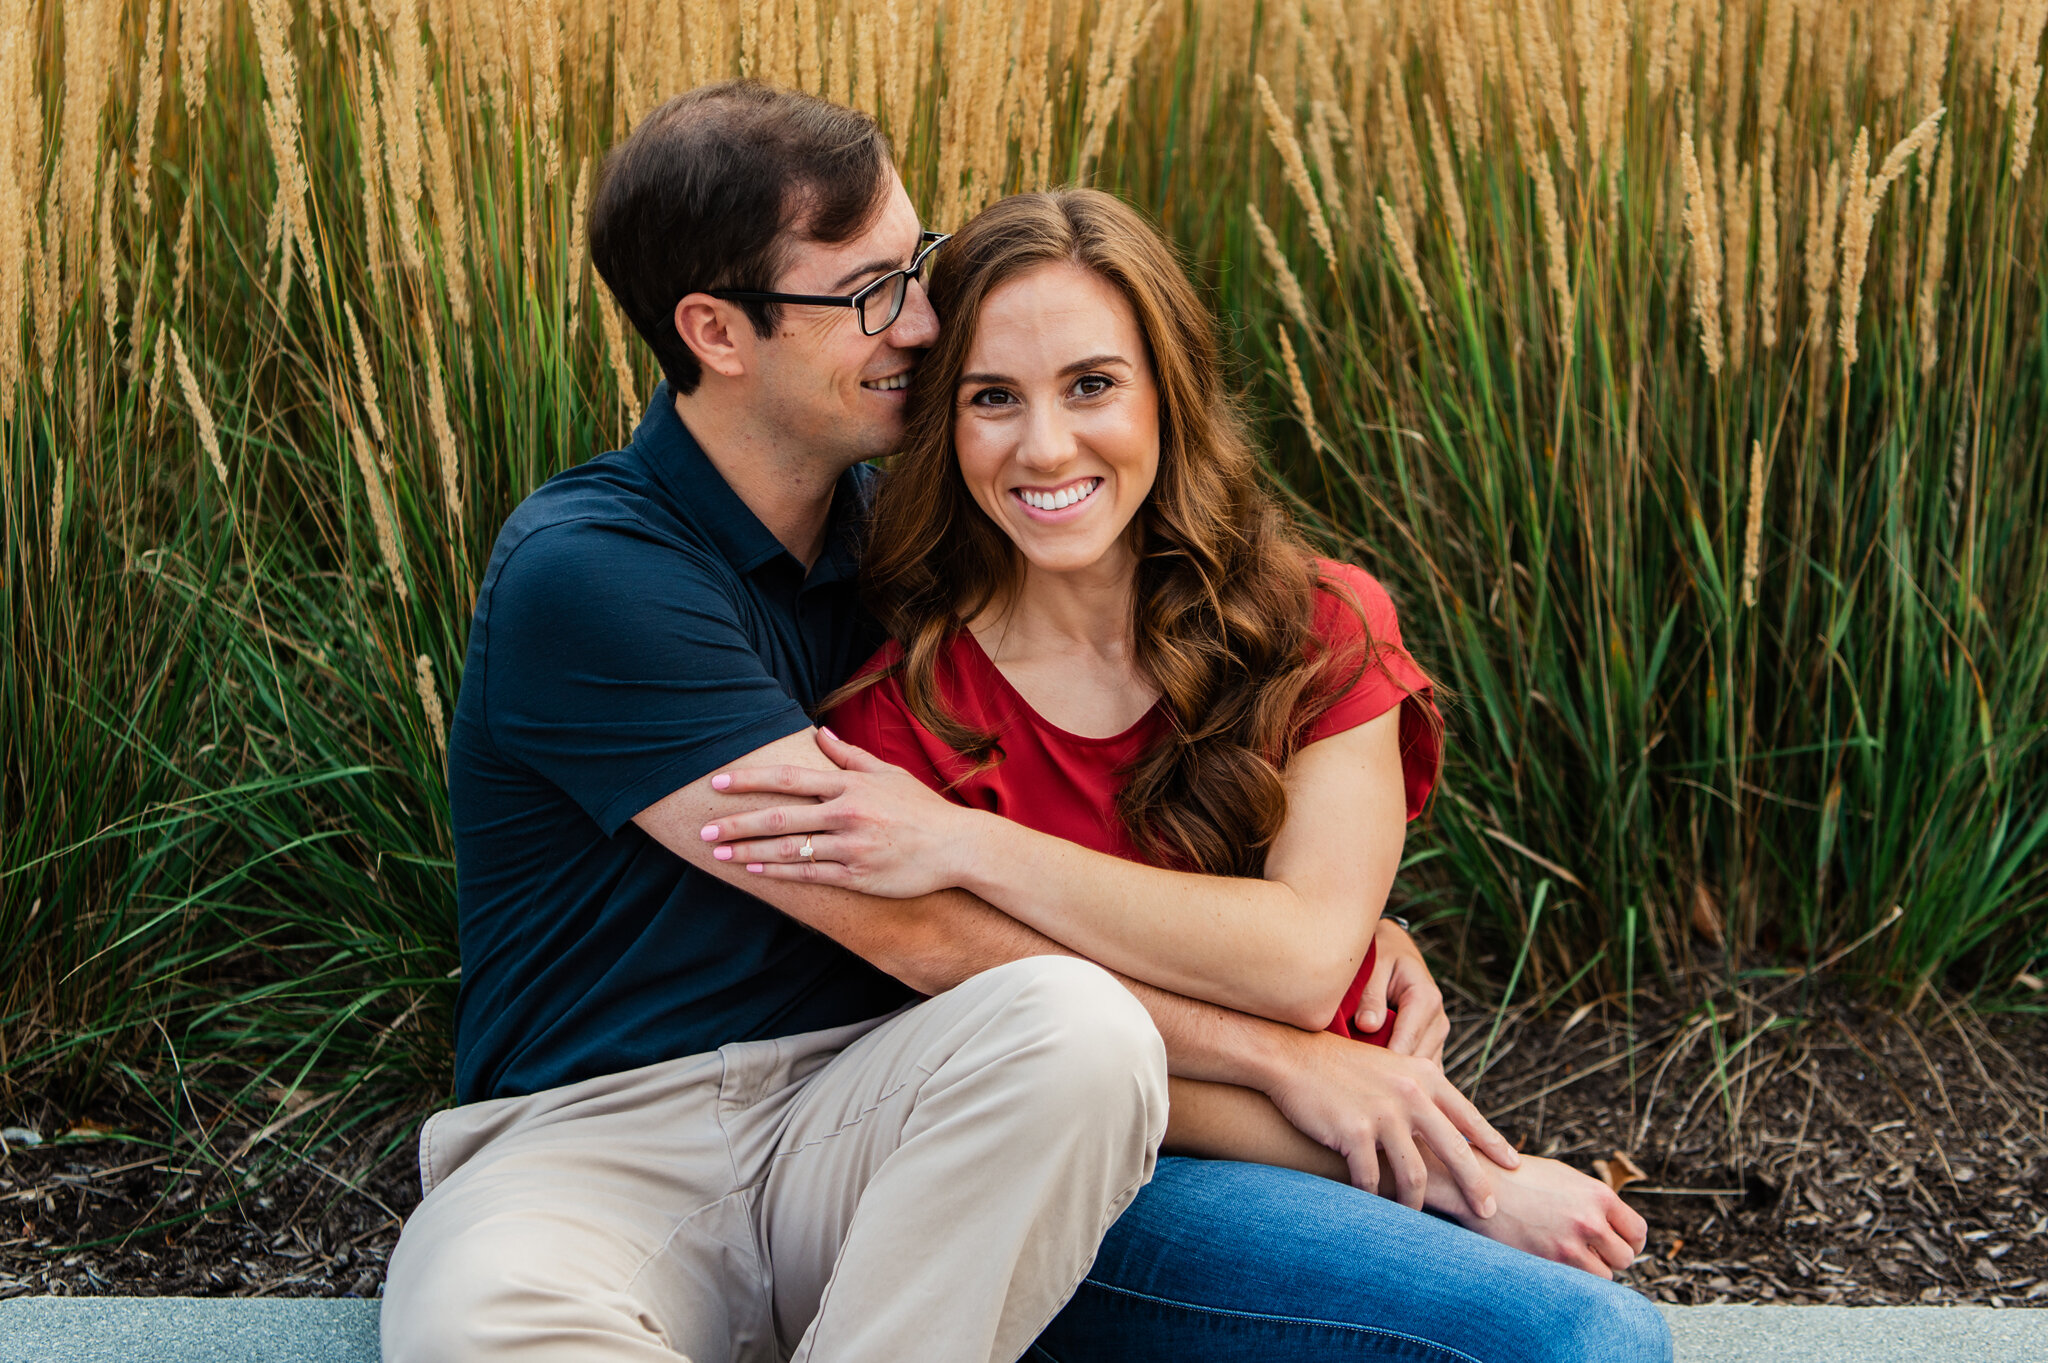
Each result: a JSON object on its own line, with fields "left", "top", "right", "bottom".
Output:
{"left": 632, "top": 380, "right": 868, "bottom": 585}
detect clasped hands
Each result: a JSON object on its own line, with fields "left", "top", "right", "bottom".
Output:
{"left": 701, "top": 727, "right": 1647, "bottom": 1277}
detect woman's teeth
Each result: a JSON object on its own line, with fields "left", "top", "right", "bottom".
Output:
{"left": 863, "top": 373, "right": 910, "bottom": 390}
{"left": 1018, "top": 478, "right": 1102, "bottom": 512}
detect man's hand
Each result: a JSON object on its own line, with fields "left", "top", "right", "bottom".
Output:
{"left": 1354, "top": 919, "right": 1448, "bottom": 1062}
{"left": 701, "top": 728, "right": 986, "bottom": 899}
{"left": 1261, "top": 1027, "right": 1519, "bottom": 1215}
{"left": 1454, "top": 1154, "right": 1648, "bottom": 1279}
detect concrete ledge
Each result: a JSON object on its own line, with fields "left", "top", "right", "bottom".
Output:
{"left": 3, "top": 1296, "right": 2044, "bottom": 1361}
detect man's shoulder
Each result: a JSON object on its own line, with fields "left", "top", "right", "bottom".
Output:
{"left": 483, "top": 452, "right": 720, "bottom": 601}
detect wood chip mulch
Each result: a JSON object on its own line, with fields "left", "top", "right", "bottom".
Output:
{"left": 3, "top": 986, "right": 2043, "bottom": 1307}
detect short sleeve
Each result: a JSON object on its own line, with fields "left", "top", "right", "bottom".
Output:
{"left": 1298, "top": 561, "right": 1442, "bottom": 820}
{"left": 821, "top": 644, "right": 977, "bottom": 801}
{"left": 480, "top": 522, "right": 813, "bottom": 835}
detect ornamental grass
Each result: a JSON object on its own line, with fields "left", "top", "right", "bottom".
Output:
{"left": 2, "top": 2, "right": 2044, "bottom": 1158}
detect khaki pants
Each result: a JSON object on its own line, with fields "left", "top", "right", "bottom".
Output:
{"left": 381, "top": 957, "right": 1168, "bottom": 1363}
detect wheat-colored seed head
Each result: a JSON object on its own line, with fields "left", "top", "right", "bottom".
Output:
{"left": 1521, "top": 0, "right": 1576, "bottom": 172}
{"left": 147, "top": 317, "right": 166, "bottom": 419}
{"left": 1248, "top": 201, "right": 1312, "bottom": 334}
{"left": 1836, "top": 128, "right": 1873, "bottom": 370}
{"left": 1758, "top": 0, "right": 1794, "bottom": 139}
{"left": 48, "top": 456, "right": 64, "bottom": 574}
{"left": 97, "top": 153, "right": 121, "bottom": 353}
{"left": 599, "top": 284, "right": 639, "bottom": 430}
{"left": 1682, "top": 131, "right": 1725, "bottom": 376}
{"left": 1758, "top": 143, "right": 1780, "bottom": 350}
{"left": 1741, "top": 439, "right": 1766, "bottom": 608}
{"left": 1376, "top": 193, "right": 1432, "bottom": 320}
{"left": 169, "top": 329, "right": 228, "bottom": 487}
{"left": 1915, "top": 0, "right": 1955, "bottom": 120}
{"left": 251, "top": 0, "right": 318, "bottom": 304}
{"left": 134, "top": 0, "right": 166, "bottom": 222}
{"left": 2014, "top": 61, "right": 2043, "bottom": 181}
{"left": 1436, "top": 3, "right": 1483, "bottom": 163}
{"left": 1534, "top": 149, "right": 1574, "bottom": 362}
{"left": 415, "top": 653, "right": 447, "bottom": 757}
{"left": 417, "top": 303, "right": 463, "bottom": 524}
{"left": 33, "top": 198, "right": 59, "bottom": 388}
{"left": 424, "top": 95, "right": 470, "bottom": 326}
{"left": 180, "top": 0, "right": 219, "bottom": 119}
{"left": 1276, "top": 325, "right": 1324, "bottom": 457}
{"left": 1306, "top": 102, "right": 1351, "bottom": 237}
{"left": 1425, "top": 96, "right": 1471, "bottom": 267}
{"left": 344, "top": 300, "right": 386, "bottom": 445}
{"left": 1725, "top": 159, "right": 1753, "bottom": 369}
{"left": 127, "top": 231, "right": 155, "bottom": 381}
{"left": 1805, "top": 158, "right": 1841, "bottom": 345}
{"left": 358, "top": 60, "right": 387, "bottom": 307}
{"left": 349, "top": 420, "right": 410, "bottom": 605}
{"left": 1380, "top": 56, "right": 1427, "bottom": 245}
{"left": 1257, "top": 74, "right": 1339, "bottom": 274}
{"left": 567, "top": 156, "right": 591, "bottom": 341}
{"left": 1918, "top": 128, "right": 1953, "bottom": 375}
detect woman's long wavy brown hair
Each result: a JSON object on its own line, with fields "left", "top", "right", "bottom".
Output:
{"left": 826, "top": 188, "right": 1399, "bottom": 877}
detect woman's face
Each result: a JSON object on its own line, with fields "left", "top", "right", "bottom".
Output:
{"left": 952, "top": 261, "right": 1160, "bottom": 580}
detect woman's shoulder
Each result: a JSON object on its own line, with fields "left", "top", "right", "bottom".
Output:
{"left": 1309, "top": 557, "right": 1404, "bottom": 644}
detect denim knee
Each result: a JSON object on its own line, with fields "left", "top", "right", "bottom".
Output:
{"left": 1530, "top": 1277, "right": 1672, "bottom": 1363}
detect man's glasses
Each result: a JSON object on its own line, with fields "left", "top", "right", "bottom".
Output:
{"left": 708, "top": 232, "right": 950, "bottom": 337}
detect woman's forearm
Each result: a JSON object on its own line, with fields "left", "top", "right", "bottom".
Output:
{"left": 955, "top": 811, "right": 1364, "bottom": 1029}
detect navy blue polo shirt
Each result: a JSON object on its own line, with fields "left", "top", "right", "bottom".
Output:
{"left": 448, "top": 382, "right": 914, "bottom": 1103}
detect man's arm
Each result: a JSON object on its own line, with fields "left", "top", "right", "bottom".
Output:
{"left": 635, "top": 727, "right": 1516, "bottom": 1210}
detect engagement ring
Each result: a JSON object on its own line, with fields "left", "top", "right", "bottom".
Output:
{"left": 799, "top": 836, "right": 814, "bottom": 859}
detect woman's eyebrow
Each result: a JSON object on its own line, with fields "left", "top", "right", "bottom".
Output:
{"left": 957, "top": 354, "right": 1130, "bottom": 387}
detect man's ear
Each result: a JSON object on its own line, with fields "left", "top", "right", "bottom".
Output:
{"left": 674, "top": 294, "right": 753, "bottom": 381}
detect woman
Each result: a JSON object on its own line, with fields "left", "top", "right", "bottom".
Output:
{"left": 703, "top": 189, "right": 1666, "bottom": 1351}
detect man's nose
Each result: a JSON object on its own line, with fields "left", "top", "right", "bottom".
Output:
{"left": 883, "top": 277, "right": 940, "bottom": 347}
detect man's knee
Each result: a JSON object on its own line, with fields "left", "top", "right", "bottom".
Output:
{"left": 966, "top": 956, "right": 1168, "bottom": 1125}
{"left": 382, "top": 1215, "right": 665, "bottom": 1362}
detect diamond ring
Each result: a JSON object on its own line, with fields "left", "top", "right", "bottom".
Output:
{"left": 799, "top": 835, "right": 815, "bottom": 860}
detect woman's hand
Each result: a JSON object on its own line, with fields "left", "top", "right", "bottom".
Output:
{"left": 1355, "top": 919, "right": 1448, "bottom": 1062}
{"left": 1262, "top": 1027, "right": 1520, "bottom": 1216}
{"left": 701, "top": 728, "right": 986, "bottom": 898}
{"left": 1453, "top": 1154, "right": 1648, "bottom": 1279}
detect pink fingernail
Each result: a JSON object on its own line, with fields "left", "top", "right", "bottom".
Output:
{"left": 713, "top": 846, "right": 733, "bottom": 861}
{"left": 711, "top": 774, "right": 731, "bottom": 790}
{"left": 700, "top": 824, "right": 719, "bottom": 840}
{"left": 820, "top": 726, "right": 838, "bottom": 742}
{"left": 747, "top": 863, "right": 764, "bottom": 873}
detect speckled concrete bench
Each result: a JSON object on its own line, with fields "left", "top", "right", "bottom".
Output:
{"left": 3, "top": 1297, "right": 2045, "bottom": 1361}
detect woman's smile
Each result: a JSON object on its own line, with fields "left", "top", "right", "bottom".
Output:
{"left": 1014, "top": 476, "right": 1105, "bottom": 518}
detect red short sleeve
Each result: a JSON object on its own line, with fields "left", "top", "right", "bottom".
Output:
{"left": 1298, "top": 561, "right": 1441, "bottom": 820}
{"left": 819, "top": 642, "right": 987, "bottom": 804}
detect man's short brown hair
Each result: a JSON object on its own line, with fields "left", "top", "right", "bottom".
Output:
{"left": 589, "top": 82, "right": 891, "bottom": 396}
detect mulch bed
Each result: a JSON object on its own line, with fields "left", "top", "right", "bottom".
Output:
{"left": 3, "top": 987, "right": 2043, "bottom": 1306}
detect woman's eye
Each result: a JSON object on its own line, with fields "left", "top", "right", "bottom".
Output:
{"left": 1074, "top": 374, "right": 1113, "bottom": 397}
{"left": 969, "top": 387, "right": 1017, "bottom": 407}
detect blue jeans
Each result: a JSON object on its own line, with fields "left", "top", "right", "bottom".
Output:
{"left": 1032, "top": 1157, "right": 1673, "bottom": 1363}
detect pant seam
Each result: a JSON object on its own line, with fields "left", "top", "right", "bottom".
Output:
{"left": 757, "top": 1066, "right": 930, "bottom": 1175}
{"left": 1064, "top": 1279, "right": 1488, "bottom": 1363}
{"left": 1009, "top": 1161, "right": 1159, "bottom": 1350}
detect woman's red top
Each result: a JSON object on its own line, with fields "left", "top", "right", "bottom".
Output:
{"left": 820, "top": 559, "right": 1441, "bottom": 1041}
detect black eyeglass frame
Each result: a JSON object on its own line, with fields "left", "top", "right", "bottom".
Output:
{"left": 707, "top": 232, "right": 950, "bottom": 336}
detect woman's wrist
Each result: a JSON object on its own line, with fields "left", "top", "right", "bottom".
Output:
{"left": 943, "top": 806, "right": 1014, "bottom": 902}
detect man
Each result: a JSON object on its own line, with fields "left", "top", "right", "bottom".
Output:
{"left": 383, "top": 81, "right": 1669, "bottom": 1363}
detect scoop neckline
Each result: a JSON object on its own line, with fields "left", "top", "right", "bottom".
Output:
{"left": 954, "top": 628, "right": 1164, "bottom": 748}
